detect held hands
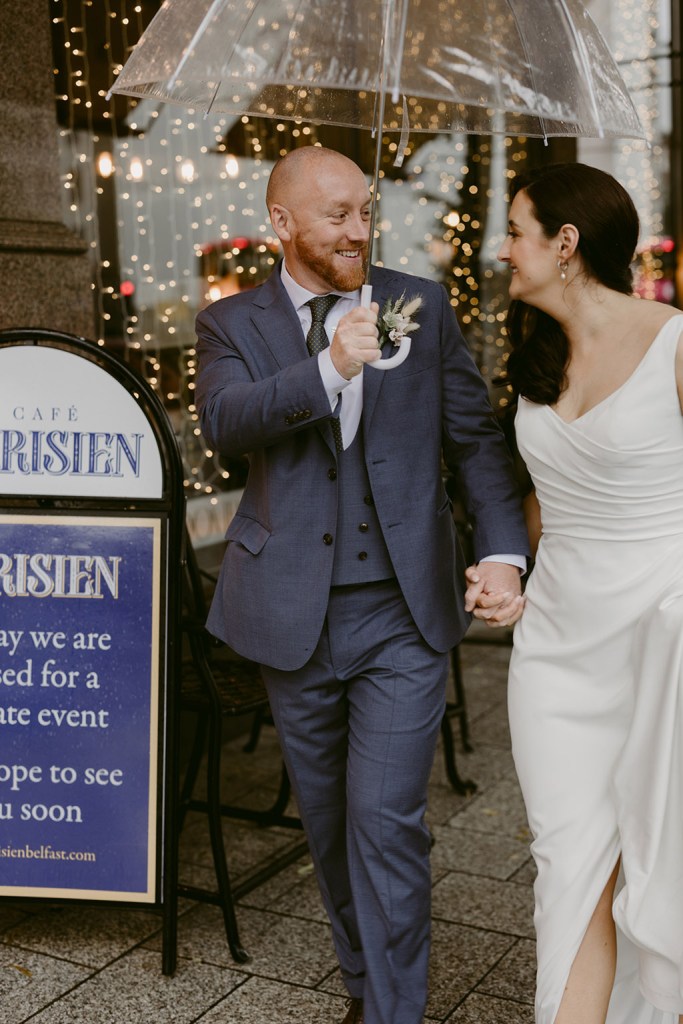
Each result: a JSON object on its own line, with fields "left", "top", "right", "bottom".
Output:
{"left": 464, "top": 562, "right": 526, "bottom": 628}
{"left": 330, "top": 302, "right": 381, "bottom": 379}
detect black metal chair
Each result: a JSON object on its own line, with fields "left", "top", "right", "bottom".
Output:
{"left": 438, "top": 472, "right": 478, "bottom": 794}
{"left": 178, "top": 534, "right": 305, "bottom": 963}
{"left": 441, "top": 645, "right": 476, "bottom": 794}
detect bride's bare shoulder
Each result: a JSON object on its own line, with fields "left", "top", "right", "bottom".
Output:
{"left": 625, "top": 297, "right": 683, "bottom": 340}
{"left": 643, "top": 297, "right": 682, "bottom": 322}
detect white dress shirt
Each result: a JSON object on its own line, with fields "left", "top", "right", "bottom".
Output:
{"left": 279, "top": 261, "right": 525, "bottom": 574}
{"left": 281, "top": 260, "right": 362, "bottom": 450}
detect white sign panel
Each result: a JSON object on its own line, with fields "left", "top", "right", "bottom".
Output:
{"left": 0, "top": 347, "right": 163, "bottom": 498}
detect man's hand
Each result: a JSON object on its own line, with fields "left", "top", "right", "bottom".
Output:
{"left": 464, "top": 561, "right": 525, "bottom": 628}
{"left": 330, "top": 302, "right": 381, "bottom": 379}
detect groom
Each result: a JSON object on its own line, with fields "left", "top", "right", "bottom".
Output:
{"left": 195, "top": 146, "right": 528, "bottom": 1024}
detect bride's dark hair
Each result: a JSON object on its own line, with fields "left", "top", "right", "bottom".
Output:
{"left": 503, "top": 163, "right": 639, "bottom": 404}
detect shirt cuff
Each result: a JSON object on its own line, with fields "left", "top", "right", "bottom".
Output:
{"left": 479, "top": 554, "right": 527, "bottom": 574}
{"left": 318, "top": 348, "right": 351, "bottom": 411}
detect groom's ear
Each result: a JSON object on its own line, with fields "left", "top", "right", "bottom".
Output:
{"left": 269, "top": 203, "right": 293, "bottom": 243}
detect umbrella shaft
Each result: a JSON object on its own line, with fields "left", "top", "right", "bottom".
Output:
{"left": 366, "top": 91, "right": 388, "bottom": 283}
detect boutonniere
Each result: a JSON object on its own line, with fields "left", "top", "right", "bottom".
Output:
{"left": 378, "top": 293, "right": 423, "bottom": 349}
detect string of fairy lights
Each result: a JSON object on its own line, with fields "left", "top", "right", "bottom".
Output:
{"left": 51, "top": 0, "right": 669, "bottom": 501}
{"left": 608, "top": 0, "right": 674, "bottom": 302}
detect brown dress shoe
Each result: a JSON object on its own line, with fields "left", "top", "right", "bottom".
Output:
{"left": 340, "top": 997, "right": 363, "bottom": 1024}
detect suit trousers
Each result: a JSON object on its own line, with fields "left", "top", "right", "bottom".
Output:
{"left": 261, "top": 578, "right": 448, "bottom": 1024}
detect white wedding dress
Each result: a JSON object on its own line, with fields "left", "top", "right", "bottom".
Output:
{"left": 508, "top": 314, "right": 683, "bottom": 1024}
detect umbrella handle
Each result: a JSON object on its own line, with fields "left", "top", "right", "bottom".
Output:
{"left": 361, "top": 284, "right": 411, "bottom": 371}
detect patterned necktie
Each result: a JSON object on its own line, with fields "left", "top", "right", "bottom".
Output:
{"left": 306, "top": 294, "right": 343, "bottom": 453}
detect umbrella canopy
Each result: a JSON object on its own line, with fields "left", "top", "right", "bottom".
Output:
{"left": 108, "top": 0, "right": 645, "bottom": 368}
{"left": 109, "top": 0, "right": 645, "bottom": 142}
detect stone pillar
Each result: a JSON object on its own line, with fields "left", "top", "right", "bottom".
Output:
{"left": 0, "top": 0, "right": 94, "bottom": 337}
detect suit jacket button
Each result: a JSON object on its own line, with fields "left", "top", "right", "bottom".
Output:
{"left": 358, "top": 551, "right": 368, "bottom": 560}
{"left": 358, "top": 522, "right": 369, "bottom": 532}
{"left": 303, "top": 409, "right": 312, "bottom": 418}
{"left": 363, "top": 495, "right": 374, "bottom": 506}
{"left": 323, "top": 533, "right": 334, "bottom": 545}
{"left": 328, "top": 468, "right": 337, "bottom": 480}
{"left": 285, "top": 416, "right": 293, "bottom": 425}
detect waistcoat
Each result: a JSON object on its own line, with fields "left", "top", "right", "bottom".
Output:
{"left": 331, "top": 424, "right": 395, "bottom": 585}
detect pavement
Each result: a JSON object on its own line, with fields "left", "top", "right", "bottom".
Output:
{"left": 0, "top": 629, "right": 536, "bottom": 1023}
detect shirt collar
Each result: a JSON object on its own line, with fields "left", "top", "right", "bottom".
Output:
{"left": 280, "top": 259, "right": 360, "bottom": 312}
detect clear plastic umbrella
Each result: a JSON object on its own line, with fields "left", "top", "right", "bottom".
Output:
{"left": 109, "top": 0, "right": 645, "bottom": 367}
{"left": 110, "top": 0, "right": 644, "bottom": 141}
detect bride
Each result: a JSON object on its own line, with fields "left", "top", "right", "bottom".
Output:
{"left": 465, "top": 161, "right": 683, "bottom": 1024}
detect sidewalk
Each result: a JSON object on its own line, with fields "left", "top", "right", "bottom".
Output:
{"left": 0, "top": 634, "right": 535, "bottom": 1023}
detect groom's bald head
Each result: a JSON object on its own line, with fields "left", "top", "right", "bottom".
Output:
{"left": 266, "top": 146, "right": 366, "bottom": 213}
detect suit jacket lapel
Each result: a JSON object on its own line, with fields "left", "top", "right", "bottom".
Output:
{"left": 251, "top": 267, "right": 308, "bottom": 370}
{"left": 251, "top": 267, "right": 338, "bottom": 454}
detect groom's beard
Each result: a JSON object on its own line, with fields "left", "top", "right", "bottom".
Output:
{"left": 295, "top": 236, "right": 368, "bottom": 292}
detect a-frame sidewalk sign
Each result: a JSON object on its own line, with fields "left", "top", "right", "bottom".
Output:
{"left": 0, "top": 328, "right": 185, "bottom": 975}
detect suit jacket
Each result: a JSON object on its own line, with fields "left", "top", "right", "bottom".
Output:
{"left": 195, "top": 263, "right": 529, "bottom": 671}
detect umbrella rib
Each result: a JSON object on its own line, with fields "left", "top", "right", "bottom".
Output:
{"left": 203, "top": 1, "right": 268, "bottom": 117}
{"left": 365, "top": 0, "right": 394, "bottom": 281}
{"left": 389, "top": 0, "right": 410, "bottom": 104}
{"left": 370, "top": 11, "right": 388, "bottom": 140}
{"left": 502, "top": 0, "right": 548, "bottom": 143}
{"left": 168, "top": 0, "right": 226, "bottom": 91}
{"left": 205, "top": 79, "right": 221, "bottom": 117}
{"left": 555, "top": 0, "right": 604, "bottom": 138}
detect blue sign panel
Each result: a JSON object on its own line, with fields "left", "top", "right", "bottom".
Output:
{"left": 0, "top": 514, "right": 161, "bottom": 902}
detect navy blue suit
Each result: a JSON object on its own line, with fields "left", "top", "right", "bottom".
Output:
{"left": 196, "top": 263, "right": 528, "bottom": 1023}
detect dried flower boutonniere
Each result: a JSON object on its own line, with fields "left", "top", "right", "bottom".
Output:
{"left": 378, "top": 293, "right": 423, "bottom": 349}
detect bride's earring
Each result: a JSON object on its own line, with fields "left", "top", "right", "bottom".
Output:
{"left": 557, "top": 258, "right": 569, "bottom": 281}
